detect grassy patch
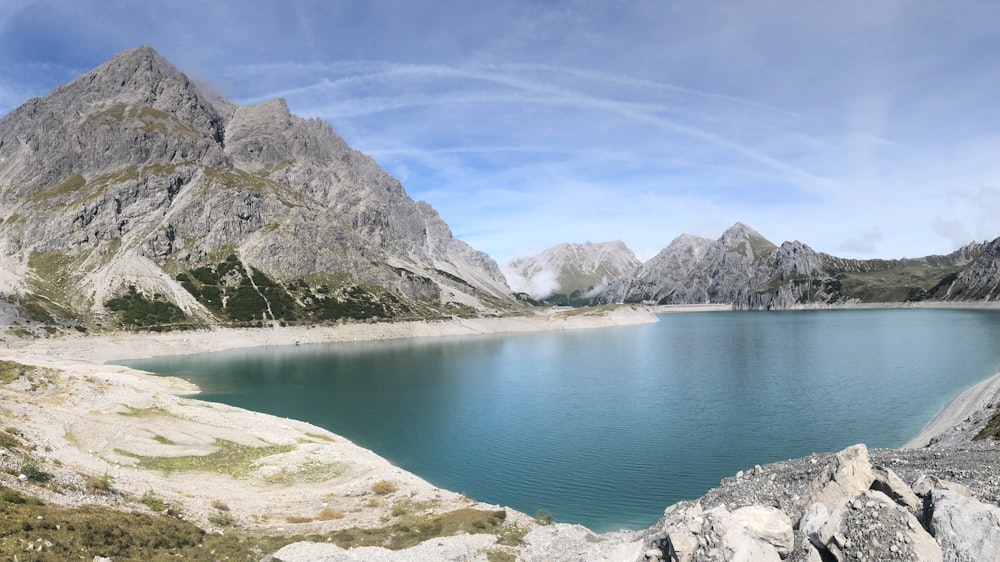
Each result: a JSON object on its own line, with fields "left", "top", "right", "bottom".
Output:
{"left": 119, "top": 439, "right": 295, "bottom": 478}
{"left": 207, "top": 511, "right": 237, "bottom": 527}
{"left": 485, "top": 548, "right": 519, "bottom": 562}
{"left": 834, "top": 263, "right": 964, "bottom": 303}
{"left": 118, "top": 405, "right": 173, "bottom": 417}
{"left": 0, "top": 427, "right": 22, "bottom": 450}
{"left": 152, "top": 434, "right": 176, "bottom": 445}
{"left": 974, "top": 408, "right": 1000, "bottom": 441}
{"left": 553, "top": 304, "right": 627, "bottom": 317}
{"left": 328, "top": 508, "right": 509, "bottom": 550}
{"left": 266, "top": 461, "right": 346, "bottom": 486}
{"left": 25, "top": 252, "right": 86, "bottom": 321}
{"left": 0, "top": 360, "right": 30, "bottom": 384}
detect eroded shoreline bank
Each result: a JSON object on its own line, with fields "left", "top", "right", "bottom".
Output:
{"left": 15, "top": 305, "right": 659, "bottom": 363}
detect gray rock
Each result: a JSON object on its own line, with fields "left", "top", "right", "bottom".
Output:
{"left": 802, "top": 444, "right": 875, "bottom": 512}
{"left": 729, "top": 505, "right": 793, "bottom": 557}
{"left": 872, "top": 463, "right": 921, "bottom": 510}
{"left": 928, "top": 489, "right": 1000, "bottom": 562}
{"left": 912, "top": 474, "right": 973, "bottom": 498}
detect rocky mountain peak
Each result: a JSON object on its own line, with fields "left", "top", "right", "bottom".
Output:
{"left": 719, "top": 222, "right": 776, "bottom": 258}
{"left": 0, "top": 47, "right": 517, "bottom": 330}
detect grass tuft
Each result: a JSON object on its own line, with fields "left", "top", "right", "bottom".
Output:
{"left": 371, "top": 480, "right": 397, "bottom": 495}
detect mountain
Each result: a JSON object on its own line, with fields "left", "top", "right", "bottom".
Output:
{"left": 504, "top": 241, "right": 640, "bottom": 304}
{"left": 0, "top": 46, "right": 516, "bottom": 331}
{"left": 595, "top": 223, "right": 991, "bottom": 309}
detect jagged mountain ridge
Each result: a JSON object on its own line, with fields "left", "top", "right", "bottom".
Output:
{"left": 518, "top": 223, "right": 996, "bottom": 309}
{"left": 504, "top": 240, "right": 640, "bottom": 303}
{"left": 0, "top": 46, "right": 515, "bottom": 329}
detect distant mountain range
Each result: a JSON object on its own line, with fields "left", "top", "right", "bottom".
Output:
{"left": 0, "top": 47, "right": 519, "bottom": 332}
{"left": 506, "top": 222, "right": 999, "bottom": 309}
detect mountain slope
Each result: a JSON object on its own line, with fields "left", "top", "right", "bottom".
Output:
{"left": 0, "top": 46, "right": 516, "bottom": 331}
{"left": 505, "top": 241, "right": 640, "bottom": 303}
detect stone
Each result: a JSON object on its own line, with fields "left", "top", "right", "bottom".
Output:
{"left": 799, "top": 502, "right": 833, "bottom": 550}
{"left": 928, "top": 489, "right": 1000, "bottom": 562}
{"left": 871, "top": 464, "right": 921, "bottom": 511}
{"left": 730, "top": 505, "right": 793, "bottom": 556}
{"left": 912, "top": 474, "right": 973, "bottom": 498}
{"left": 803, "top": 444, "right": 875, "bottom": 512}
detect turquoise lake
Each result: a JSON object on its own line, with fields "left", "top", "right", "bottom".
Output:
{"left": 116, "top": 309, "right": 1000, "bottom": 532}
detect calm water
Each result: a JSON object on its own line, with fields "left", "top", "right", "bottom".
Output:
{"left": 116, "top": 309, "right": 1000, "bottom": 532}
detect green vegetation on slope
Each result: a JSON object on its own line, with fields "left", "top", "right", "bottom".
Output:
{"left": 0, "top": 494, "right": 516, "bottom": 561}
{"left": 104, "top": 285, "right": 192, "bottom": 331}
{"left": 176, "top": 255, "right": 415, "bottom": 325}
{"left": 832, "top": 263, "right": 965, "bottom": 303}
{"left": 973, "top": 408, "right": 1000, "bottom": 441}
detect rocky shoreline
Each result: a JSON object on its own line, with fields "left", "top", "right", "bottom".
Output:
{"left": 2, "top": 306, "right": 1000, "bottom": 561}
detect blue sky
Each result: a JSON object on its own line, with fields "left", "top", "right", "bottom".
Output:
{"left": 2, "top": 1, "right": 1000, "bottom": 266}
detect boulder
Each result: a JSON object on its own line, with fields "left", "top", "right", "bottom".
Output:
{"left": 730, "top": 505, "right": 793, "bottom": 556}
{"left": 803, "top": 444, "right": 875, "bottom": 512}
{"left": 912, "top": 474, "right": 973, "bottom": 498}
{"left": 871, "top": 464, "right": 921, "bottom": 511}
{"left": 928, "top": 489, "right": 1000, "bottom": 562}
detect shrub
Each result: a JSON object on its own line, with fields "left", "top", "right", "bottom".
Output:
{"left": 535, "top": 509, "right": 554, "bottom": 525}
{"left": 371, "top": 480, "right": 397, "bottom": 495}
{"left": 87, "top": 473, "right": 113, "bottom": 492}
{"left": 316, "top": 508, "right": 344, "bottom": 521}
{"left": 285, "top": 515, "right": 313, "bottom": 524}
{"left": 20, "top": 459, "right": 51, "bottom": 483}
{"left": 140, "top": 490, "right": 164, "bottom": 511}
{"left": 211, "top": 499, "right": 230, "bottom": 511}
{"left": 207, "top": 512, "right": 236, "bottom": 527}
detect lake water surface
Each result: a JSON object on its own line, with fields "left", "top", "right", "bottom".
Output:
{"left": 116, "top": 309, "right": 1000, "bottom": 532}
